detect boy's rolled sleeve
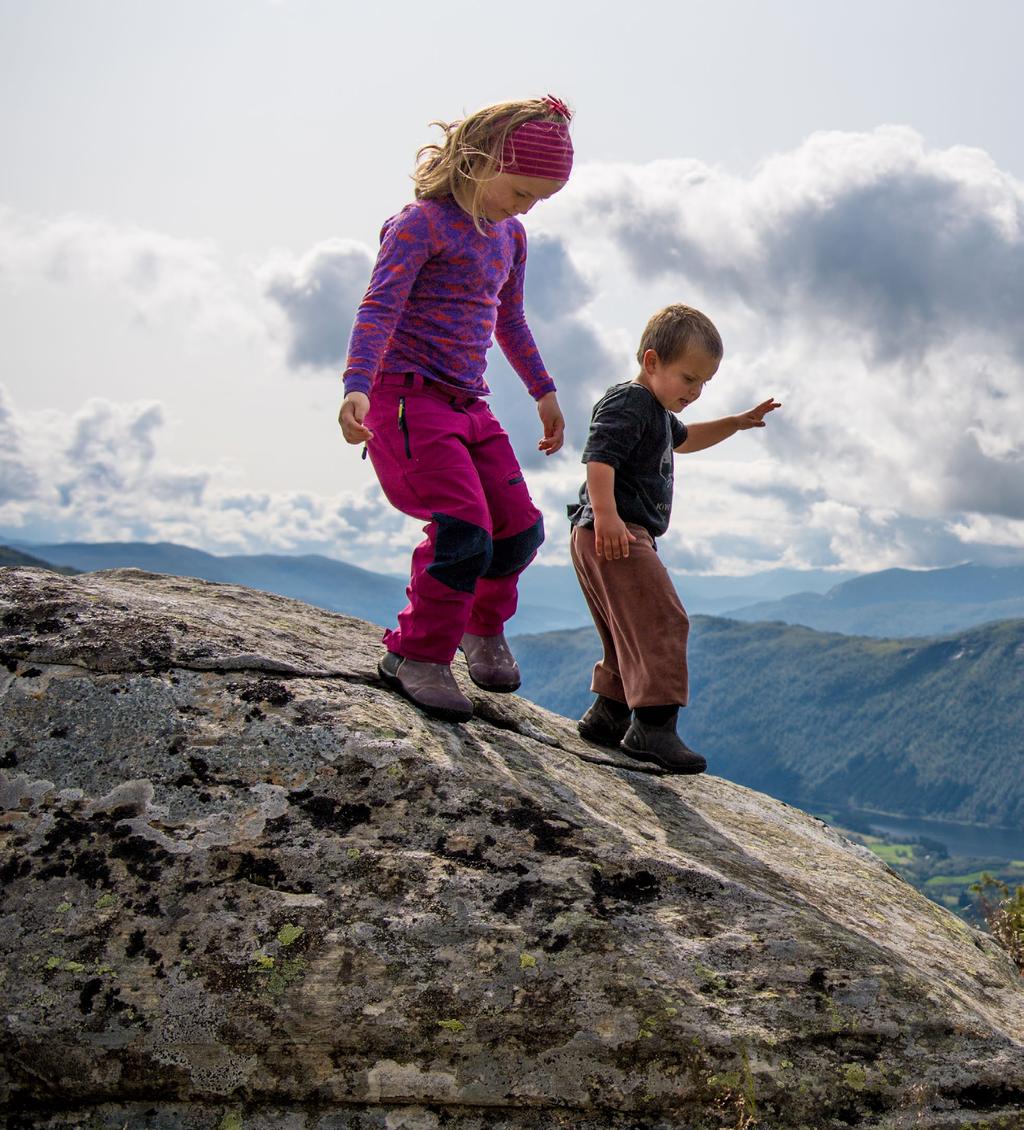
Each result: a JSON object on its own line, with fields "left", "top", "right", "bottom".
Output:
{"left": 581, "top": 396, "right": 646, "bottom": 469}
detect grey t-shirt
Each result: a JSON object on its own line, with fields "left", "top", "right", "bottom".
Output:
{"left": 569, "top": 381, "right": 687, "bottom": 538}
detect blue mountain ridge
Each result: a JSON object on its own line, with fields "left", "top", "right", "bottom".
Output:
{"left": 9, "top": 540, "right": 1024, "bottom": 637}
{"left": 7, "top": 539, "right": 859, "bottom": 635}
{"left": 728, "top": 563, "right": 1024, "bottom": 636}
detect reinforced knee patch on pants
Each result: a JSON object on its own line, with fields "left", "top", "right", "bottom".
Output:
{"left": 485, "top": 515, "right": 545, "bottom": 578}
{"left": 428, "top": 513, "right": 494, "bottom": 593}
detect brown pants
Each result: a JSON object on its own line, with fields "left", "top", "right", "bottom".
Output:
{"left": 570, "top": 523, "right": 689, "bottom": 708}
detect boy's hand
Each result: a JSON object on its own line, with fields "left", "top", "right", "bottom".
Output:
{"left": 339, "top": 392, "right": 373, "bottom": 444}
{"left": 536, "top": 392, "right": 565, "bottom": 455}
{"left": 734, "top": 398, "right": 782, "bottom": 430}
{"left": 594, "top": 514, "right": 638, "bottom": 560}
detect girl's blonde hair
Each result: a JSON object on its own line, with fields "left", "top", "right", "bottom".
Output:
{"left": 414, "top": 98, "right": 570, "bottom": 232}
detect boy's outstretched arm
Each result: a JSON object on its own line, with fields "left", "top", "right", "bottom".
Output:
{"left": 675, "top": 398, "right": 781, "bottom": 453}
{"left": 586, "top": 461, "right": 637, "bottom": 559}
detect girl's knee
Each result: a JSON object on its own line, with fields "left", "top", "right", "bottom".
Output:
{"left": 428, "top": 514, "right": 494, "bottom": 592}
{"left": 485, "top": 514, "right": 544, "bottom": 578}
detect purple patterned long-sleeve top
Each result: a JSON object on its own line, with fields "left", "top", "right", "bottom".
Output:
{"left": 342, "top": 197, "right": 556, "bottom": 401}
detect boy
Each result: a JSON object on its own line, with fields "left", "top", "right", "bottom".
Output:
{"left": 568, "top": 304, "right": 780, "bottom": 773}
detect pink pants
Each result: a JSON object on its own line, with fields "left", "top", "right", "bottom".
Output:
{"left": 364, "top": 373, "right": 544, "bottom": 664}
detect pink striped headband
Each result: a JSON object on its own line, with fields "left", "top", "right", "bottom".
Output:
{"left": 499, "top": 94, "right": 574, "bottom": 182}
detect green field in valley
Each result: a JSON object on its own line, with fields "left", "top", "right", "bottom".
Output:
{"left": 822, "top": 820, "right": 1024, "bottom": 919}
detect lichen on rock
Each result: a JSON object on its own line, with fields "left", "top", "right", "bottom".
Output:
{"left": 1, "top": 566, "right": 1023, "bottom": 1129}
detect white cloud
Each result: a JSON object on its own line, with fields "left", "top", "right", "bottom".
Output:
{"left": 0, "top": 382, "right": 415, "bottom": 570}
{"left": 6, "top": 126, "right": 1024, "bottom": 576}
{"left": 261, "top": 238, "right": 374, "bottom": 371}
{"left": 525, "top": 128, "right": 1024, "bottom": 571}
{"left": 0, "top": 205, "right": 263, "bottom": 339}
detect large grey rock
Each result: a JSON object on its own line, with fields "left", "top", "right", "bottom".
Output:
{"left": 1, "top": 566, "right": 1022, "bottom": 1130}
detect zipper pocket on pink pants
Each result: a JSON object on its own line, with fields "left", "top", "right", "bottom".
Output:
{"left": 398, "top": 396, "right": 412, "bottom": 459}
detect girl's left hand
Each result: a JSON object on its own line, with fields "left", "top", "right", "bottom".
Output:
{"left": 537, "top": 392, "right": 565, "bottom": 455}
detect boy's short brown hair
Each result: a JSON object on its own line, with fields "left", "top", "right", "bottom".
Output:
{"left": 636, "top": 304, "right": 723, "bottom": 366}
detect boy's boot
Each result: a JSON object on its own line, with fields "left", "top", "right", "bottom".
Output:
{"left": 577, "top": 695, "right": 632, "bottom": 748}
{"left": 621, "top": 712, "right": 707, "bottom": 775}
{"left": 459, "top": 632, "right": 521, "bottom": 693}
{"left": 378, "top": 652, "right": 473, "bottom": 723}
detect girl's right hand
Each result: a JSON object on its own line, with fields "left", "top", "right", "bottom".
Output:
{"left": 339, "top": 392, "right": 374, "bottom": 444}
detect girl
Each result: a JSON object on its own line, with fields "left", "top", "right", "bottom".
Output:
{"left": 338, "top": 95, "right": 573, "bottom": 723}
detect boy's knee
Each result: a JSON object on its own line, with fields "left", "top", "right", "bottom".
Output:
{"left": 485, "top": 515, "right": 545, "bottom": 578}
{"left": 428, "top": 513, "right": 494, "bottom": 592}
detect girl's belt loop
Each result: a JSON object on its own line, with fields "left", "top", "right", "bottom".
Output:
{"left": 375, "top": 370, "right": 478, "bottom": 408}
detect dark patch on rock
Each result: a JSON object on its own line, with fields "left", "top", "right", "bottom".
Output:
{"left": 492, "top": 799, "right": 581, "bottom": 856}
{"left": 491, "top": 879, "right": 553, "bottom": 917}
{"left": 951, "top": 1081, "right": 1024, "bottom": 1109}
{"left": 590, "top": 868, "right": 662, "bottom": 913}
{"left": 236, "top": 678, "right": 293, "bottom": 707}
{"left": 1, "top": 855, "right": 32, "bottom": 884}
{"left": 187, "top": 755, "right": 213, "bottom": 783}
{"left": 233, "top": 851, "right": 311, "bottom": 893}
{"left": 291, "top": 791, "right": 372, "bottom": 834}
{"left": 109, "top": 831, "right": 174, "bottom": 883}
{"left": 78, "top": 978, "right": 103, "bottom": 1014}
{"left": 69, "top": 849, "right": 113, "bottom": 888}
{"left": 0, "top": 747, "right": 17, "bottom": 768}
{"left": 43, "top": 814, "right": 94, "bottom": 851}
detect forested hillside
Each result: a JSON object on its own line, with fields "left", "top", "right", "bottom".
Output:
{"left": 514, "top": 616, "right": 1024, "bottom": 829}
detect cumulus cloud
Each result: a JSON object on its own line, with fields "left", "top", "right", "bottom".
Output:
{"left": 0, "top": 385, "right": 40, "bottom": 502}
{"left": 7, "top": 126, "right": 1024, "bottom": 577}
{"left": 528, "top": 128, "right": 1024, "bottom": 570}
{"left": 0, "top": 383, "right": 414, "bottom": 571}
{"left": 487, "top": 232, "right": 628, "bottom": 466}
{"left": 261, "top": 238, "right": 374, "bottom": 371}
{"left": 557, "top": 128, "right": 1024, "bottom": 362}
{"left": 0, "top": 205, "right": 262, "bottom": 338}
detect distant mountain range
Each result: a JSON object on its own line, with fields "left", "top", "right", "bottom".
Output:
{"left": 1, "top": 539, "right": 859, "bottom": 636}
{"left": 7, "top": 540, "right": 1024, "bottom": 638}
{"left": 514, "top": 616, "right": 1024, "bottom": 831}
{"left": 9, "top": 539, "right": 410, "bottom": 629}
{"left": 1, "top": 540, "right": 588, "bottom": 636}
{"left": 727, "top": 563, "right": 1024, "bottom": 636}
{"left": 0, "top": 545, "right": 79, "bottom": 576}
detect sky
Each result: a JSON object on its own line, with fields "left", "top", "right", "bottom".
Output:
{"left": 2, "top": 0, "right": 1024, "bottom": 577}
